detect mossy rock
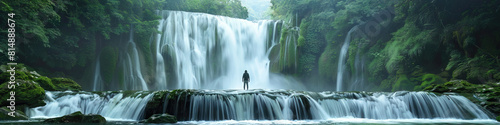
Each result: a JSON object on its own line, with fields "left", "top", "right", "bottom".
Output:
{"left": 140, "top": 113, "right": 177, "bottom": 123}
{"left": 424, "top": 80, "right": 478, "bottom": 93}
{"left": 496, "top": 115, "right": 500, "bottom": 122}
{"left": 51, "top": 78, "right": 82, "bottom": 91}
{"left": 44, "top": 111, "right": 106, "bottom": 123}
{"left": 144, "top": 91, "right": 170, "bottom": 118}
{"left": 414, "top": 74, "right": 447, "bottom": 91}
{"left": 0, "top": 107, "right": 28, "bottom": 120}
{"left": 35, "top": 76, "right": 57, "bottom": 91}
{"left": 0, "top": 70, "right": 31, "bottom": 84}
{"left": 0, "top": 79, "right": 45, "bottom": 108}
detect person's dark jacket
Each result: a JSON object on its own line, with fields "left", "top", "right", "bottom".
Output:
{"left": 242, "top": 72, "right": 250, "bottom": 82}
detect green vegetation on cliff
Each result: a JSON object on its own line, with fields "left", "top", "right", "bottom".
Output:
{"left": 270, "top": 0, "right": 500, "bottom": 92}
{"left": 0, "top": 0, "right": 249, "bottom": 90}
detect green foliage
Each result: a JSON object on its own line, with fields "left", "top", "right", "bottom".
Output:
{"left": 298, "top": 53, "right": 316, "bottom": 76}
{"left": 391, "top": 75, "right": 416, "bottom": 92}
{"left": 332, "top": 0, "right": 394, "bottom": 31}
{"left": 383, "top": 23, "right": 437, "bottom": 74}
{"left": 162, "top": 0, "right": 248, "bottom": 19}
{"left": 318, "top": 44, "right": 337, "bottom": 81}
{"left": 452, "top": 55, "right": 499, "bottom": 84}
{"left": 271, "top": 0, "right": 396, "bottom": 83}
{"left": 0, "top": 0, "right": 250, "bottom": 88}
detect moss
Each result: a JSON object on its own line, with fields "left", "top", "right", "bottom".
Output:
{"left": 414, "top": 74, "right": 447, "bottom": 91}
{"left": 0, "top": 71, "right": 30, "bottom": 84}
{"left": 425, "top": 80, "right": 478, "bottom": 93}
{"left": 318, "top": 44, "right": 338, "bottom": 81}
{"left": 298, "top": 36, "right": 306, "bottom": 47}
{"left": 0, "top": 80, "right": 46, "bottom": 108}
{"left": 99, "top": 46, "right": 119, "bottom": 84}
{"left": 51, "top": 78, "right": 82, "bottom": 91}
{"left": 377, "top": 78, "right": 393, "bottom": 91}
{"left": 35, "top": 76, "right": 56, "bottom": 91}
{"left": 496, "top": 115, "right": 500, "bottom": 122}
{"left": 391, "top": 75, "right": 416, "bottom": 91}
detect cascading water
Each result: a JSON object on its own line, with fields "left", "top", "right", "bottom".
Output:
{"left": 348, "top": 42, "right": 367, "bottom": 91}
{"left": 91, "top": 11, "right": 293, "bottom": 91}
{"left": 336, "top": 25, "right": 359, "bottom": 91}
{"left": 28, "top": 91, "right": 154, "bottom": 121}
{"left": 155, "top": 90, "right": 494, "bottom": 121}
{"left": 27, "top": 90, "right": 495, "bottom": 122}
{"left": 92, "top": 29, "right": 149, "bottom": 91}
{"left": 92, "top": 56, "right": 102, "bottom": 91}
{"left": 123, "top": 37, "right": 149, "bottom": 91}
{"left": 153, "top": 11, "right": 295, "bottom": 90}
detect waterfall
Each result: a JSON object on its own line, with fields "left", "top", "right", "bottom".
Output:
{"left": 159, "top": 90, "right": 493, "bottom": 121}
{"left": 123, "top": 36, "right": 149, "bottom": 90}
{"left": 153, "top": 11, "right": 285, "bottom": 90}
{"left": 28, "top": 91, "right": 154, "bottom": 121}
{"left": 28, "top": 90, "right": 494, "bottom": 122}
{"left": 349, "top": 42, "right": 367, "bottom": 91}
{"left": 336, "top": 25, "right": 359, "bottom": 91}
{"left": 92, "top": 56, "right": 102, "bottom": 91}
{"left": 92, "top": 29, "right": 149, "bottom": 91}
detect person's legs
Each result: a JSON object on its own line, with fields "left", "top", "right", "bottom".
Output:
{"left": 244, "top": 82, "right": 248, "bottom": 90}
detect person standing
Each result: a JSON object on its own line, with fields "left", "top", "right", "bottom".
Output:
{"left": 242, "top": 70, "right": 250, "bottom": 90}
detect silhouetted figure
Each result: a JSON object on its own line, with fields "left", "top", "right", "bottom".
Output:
{"left": 242, "top": 70, "right": 250, "bottom": 90}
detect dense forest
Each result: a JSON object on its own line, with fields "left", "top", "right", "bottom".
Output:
{"left": 270, "top": 0, "right": 500, "bottom": 92}
{"left": 0, "top": 0, "right": 248, "bottom": 87}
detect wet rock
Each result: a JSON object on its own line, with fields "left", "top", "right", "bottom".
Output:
{"left": 0, "top": 107, "right": 28, "bottom": 120}
{"left": 44, "top": 111, "right": 106, "bottom": 123}
{"left": 140, "top": 113, "right": 177, "bottom": 123}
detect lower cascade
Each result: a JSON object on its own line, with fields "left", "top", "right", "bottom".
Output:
{"left": 28, "top": 91, "right": 154, "bottom": 121}
{"left": 28, "top": 90, "right": 494, "bottom": 121}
